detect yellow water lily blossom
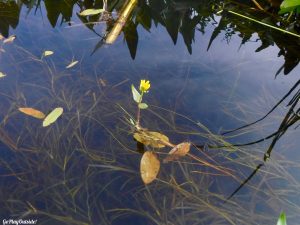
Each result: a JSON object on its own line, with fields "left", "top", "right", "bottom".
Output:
{"left": 139, "top": 80, "right": 150, "bottom": 92}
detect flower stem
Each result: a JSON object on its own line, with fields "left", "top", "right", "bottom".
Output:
{"left": 136, "top": 92, "right": 144, "bottom": 129}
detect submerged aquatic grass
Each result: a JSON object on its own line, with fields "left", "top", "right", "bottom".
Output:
{"left": 0, "top": 51, "right": 298, "bottom": 224}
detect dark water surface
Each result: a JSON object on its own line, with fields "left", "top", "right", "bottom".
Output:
{"left": 0, "top": 1, "right": 300, "bottom": 225}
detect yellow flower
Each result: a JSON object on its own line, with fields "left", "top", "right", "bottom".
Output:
{"left": 139, "top": 80, "right": 150, "bottom": 92}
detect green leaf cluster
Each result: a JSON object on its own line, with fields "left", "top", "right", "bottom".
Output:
{"left": 131, "top": 84, "right": 148, "bottom": 109}
{"left": 131, "top": 84, "right": 141, "bottom": 103}
{"left": 279, "top": 0, "right": 300, "bottom": 14}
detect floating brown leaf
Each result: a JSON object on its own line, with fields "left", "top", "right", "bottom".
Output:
{"left": 140, "top": 151, "right": 160, "bottom": 184}
{"left": 19, "top": 107, "right": 46, "bottom": 119}
{"left": 134, "top": 130, "right": 170, "bottom": 148}
{"left": 163, "top": 142, "right": 191, "bottom": 163}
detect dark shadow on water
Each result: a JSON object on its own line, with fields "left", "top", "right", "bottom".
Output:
{"left": 223, "top": 79, "right": 300, "bottom": 199}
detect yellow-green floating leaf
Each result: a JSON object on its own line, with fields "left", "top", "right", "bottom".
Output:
{"left": 43, "top": 107, "right": 63, "bottom": 127}
{"left": 134, "top": 131, "right": 169, "bottom": 148}
{"left": 43, "top": 50, "right": 54, "bottom": 57}
{"left": 66, "top": 60, "right": 79, "bottom": 69}
{"left": 79, "top": 9, "right": 104, "bottom": 16}
{"left": 0, "top": 72, "right": 6, "bottom": 78}
{"left": 138, "top": 103, "right": 148, "bottom": 109}
{"left": 140, "top": 151, "right": 160, "bottom": 184}
{"left": 19, "top": 107, "right": 46, "bottom": 119}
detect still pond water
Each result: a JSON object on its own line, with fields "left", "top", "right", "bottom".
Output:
{"left": 0, "top": 0, "right": 300, "bottom": 224}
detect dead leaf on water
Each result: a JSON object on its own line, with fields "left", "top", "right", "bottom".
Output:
{"left": 18, "top": 107, "right": 46, "bottom": 119}
{"left": 140, "top": 151, "right": 160, "bottom": 184}
{"left": 134, "top": 130, "right": 170, "bottom": 148}
{"left": 42, "top": 107, "right": 63, "bottom": 127}
{"left": 42, "top": 50, "right": 54, "bottom": 57}
{"left": 163, "top": 142, "right": 191, "bottom": 163}
{"left": 3, "top": 35, "right": 16, "bottom": 44}
{"left": 66, "top": 60, "right": 78, "bottom": 69}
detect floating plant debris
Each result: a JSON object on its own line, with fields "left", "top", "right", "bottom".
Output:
{"left": 42, "top": 107, "right": 63, "bottom": 127}
{"left": 18, "top": 107, "right": 46, "bottom": 119}
{"left": 140, "top": 151, "right": 160, "bottom": 184}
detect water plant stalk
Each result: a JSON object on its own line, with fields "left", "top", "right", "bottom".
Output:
{"left": 227, "top": 10, "right": 300, "bottom": 38}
